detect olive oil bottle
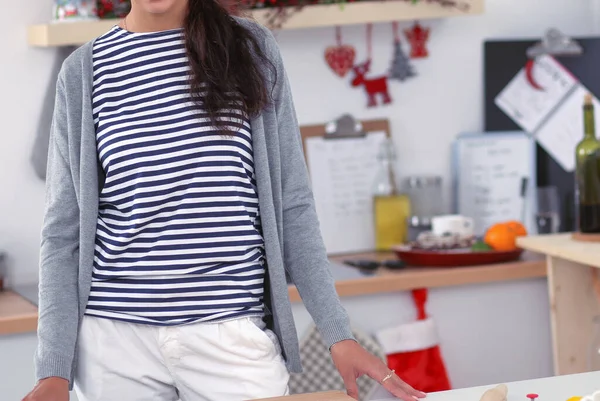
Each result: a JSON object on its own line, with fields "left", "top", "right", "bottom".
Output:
{"left": 576, "top": 93, "right": 600, "bottom": 233}
{"left": 373, "top": 138, "right": 411, "bottom": 250}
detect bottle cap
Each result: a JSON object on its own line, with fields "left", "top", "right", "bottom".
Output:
{"left": 584, "top": 93, "right": 593, "bottom": 106}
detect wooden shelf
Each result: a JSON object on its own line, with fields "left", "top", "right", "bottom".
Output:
{"left": 0, "top": 291, "right": 38, "bottom": 336}
{"left": 517, "top": 234, "right": 600, "bottom": 269}
{"left": 287, "top": 251, "right": 546, "bottom": 302}
{"left": 29, "top": 19, "right": 116, "bottom": 47}
{"left": 28, "top": 0, "right": 484, "bottom": 47}
{"left": 0, "top": 252, "right": 542, "bottom": 334}
{"left": 254, "top": 0, "right": 483, "bottom": 29}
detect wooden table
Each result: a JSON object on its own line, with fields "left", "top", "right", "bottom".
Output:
{"left": 1, "top": 253, "right": 546, "bottom": 336}
{"left": 517, "top": 234, "right": 600, "bottom": 376}
{"left": 0, "top": 291, "right": 37, "bottom": 335}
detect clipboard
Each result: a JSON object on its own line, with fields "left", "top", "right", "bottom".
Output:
{"left": 300, "top": 115, "right": 391, "bottom": 147}
{"left": 299, "top": 115, "right": 392, "bottom": 255}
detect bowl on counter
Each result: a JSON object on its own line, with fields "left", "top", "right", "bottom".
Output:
{"left": 392, "top": 245, "right": 524, "bottom": 267}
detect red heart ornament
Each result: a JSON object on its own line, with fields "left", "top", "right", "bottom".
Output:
{"left": 325, "top": 45, "right": 356, "bottom": 78}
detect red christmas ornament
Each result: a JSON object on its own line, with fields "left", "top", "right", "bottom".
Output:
{"left": 376, "top": 289, "right": 452, "bottom": 394}
{"left": 351, "top": 24, "right": 392, "bottom": 108}
{"left": 351, "top": 59, "right": 392, "bottom": 107}
{"left": 97, "top": 0, "right": 130, "bottom": 19}
{"left": 324, "top": 27, "right": 356, "bottom": 78}
{"left": 405, "top": 22, "right": 430, "bottom": 59}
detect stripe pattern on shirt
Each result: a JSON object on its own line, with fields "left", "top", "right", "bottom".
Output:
{"left": 85, "top": 26, "right": 265, "bottom": 325}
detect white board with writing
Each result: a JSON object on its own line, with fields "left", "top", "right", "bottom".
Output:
{"left": 454, "top": 132, "right": 537, "bottom": 237}
{"left": 305, "top": 131, "right": 387, "bottom": 254}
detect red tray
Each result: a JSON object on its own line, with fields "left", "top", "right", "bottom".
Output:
{"left": 392, "top": 246, "right": 524, "bottom": 267}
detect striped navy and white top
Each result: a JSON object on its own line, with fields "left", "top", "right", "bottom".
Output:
{"left": 85, "top": 26, "right": 265, "bottom": 325}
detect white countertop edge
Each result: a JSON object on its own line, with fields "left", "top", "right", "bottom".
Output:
{"left": 369, "top": 371, "right": 600, "bottom": 401}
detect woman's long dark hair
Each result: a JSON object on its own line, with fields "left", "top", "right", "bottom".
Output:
{"left": 184, "top": 0, "right": 273, "bottom": 131}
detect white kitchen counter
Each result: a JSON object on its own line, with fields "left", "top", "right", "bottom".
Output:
{"left": 370, "top": 372, "right": 600, "bottom": 401}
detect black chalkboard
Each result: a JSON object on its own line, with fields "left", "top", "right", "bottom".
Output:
{"left": 484, "top": 37, "right": 600, "bottom": 231}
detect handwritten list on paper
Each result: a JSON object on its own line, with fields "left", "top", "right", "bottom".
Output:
{"left": 305, "top": 131, "right": 386, "bottom": 254}
{"left": 456, "top": 134, "right": 535, "bottom": 236}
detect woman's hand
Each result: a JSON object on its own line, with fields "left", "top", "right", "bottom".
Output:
{"left": 22, "top": 377, "right": 69, "bottom": 401}
{"left": 330, "top": 340, "right": 426, "bottom": 401}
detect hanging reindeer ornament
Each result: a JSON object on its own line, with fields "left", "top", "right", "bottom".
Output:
{"left": 351, "top": 24, "right": 393, "bottom": 108}
{"left": 351, "top": 60, "right": 392, "bottom": 107}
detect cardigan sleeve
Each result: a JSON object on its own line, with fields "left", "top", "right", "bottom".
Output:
{"left": 35, "top": 71, "right": 81, "bottom": 383}
{"left": 263, "top": 30, "right": 355, "bottom": 349}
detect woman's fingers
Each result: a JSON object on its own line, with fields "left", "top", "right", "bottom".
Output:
{"left": 392, "top": 374, "right": 427, "bottom": 398}
{"left": 381, "top": 377, "right": 418, "bottom": 401}
{"left": 367, "top": 359, "right": 426, "bottom": 401}
{"left": 340, "top": 370, "right": 360, "bottom": 400}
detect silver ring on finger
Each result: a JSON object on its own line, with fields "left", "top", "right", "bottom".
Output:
{"left": 381, "top": 369, "right": 395, "bottom": 383}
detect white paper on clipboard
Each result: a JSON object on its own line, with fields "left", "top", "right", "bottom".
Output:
{"left": 494, "top": 55, "right": 600, "bottom": 172}
{"left": 495, "top": 55, "right": 578, "bottom": 133}
{"left": 535, "top": 86, "right": 600, "bottom": 171}
{"left": 305, "top": 131, "right": 387, "bottom": 254}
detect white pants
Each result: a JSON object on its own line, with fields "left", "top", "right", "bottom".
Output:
{"left": 74, "top": 315, "right": 290, "bottom": 401}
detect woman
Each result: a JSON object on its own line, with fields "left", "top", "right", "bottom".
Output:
{"left": 24, "top": 1, "right": 426, "bottom": 400}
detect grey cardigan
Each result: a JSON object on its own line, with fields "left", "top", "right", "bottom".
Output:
{"left": 36, "top": 18, "right": 353, "bottom": 386}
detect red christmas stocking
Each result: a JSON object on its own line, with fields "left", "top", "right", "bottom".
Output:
{"left": 375, "top": 289, "right": 451, "bottom": 393}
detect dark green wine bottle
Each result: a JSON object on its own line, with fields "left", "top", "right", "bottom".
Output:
{"left": 576, "top": 93, "right": 600, "bottom": 233}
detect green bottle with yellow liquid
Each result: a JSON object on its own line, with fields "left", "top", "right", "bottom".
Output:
{"left": 372, "top": 138, "right": 411, "bottom": 250}
{"left": 576, "top": 93, "right": 600, "bottom": 233}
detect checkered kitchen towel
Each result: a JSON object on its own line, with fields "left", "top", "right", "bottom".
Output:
{"left": 288, "top": 324, "right": 385, "bottom": 401}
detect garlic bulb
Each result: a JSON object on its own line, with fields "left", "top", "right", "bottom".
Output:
{"left": 479, "top": 384, "right": 508, "bottom": 401}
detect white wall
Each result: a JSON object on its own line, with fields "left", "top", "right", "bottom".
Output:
{"left": 0, "top": 0, "right": 596, "bottom": 398}
{"left": 0, "top": 0, "right": 56, "bottom": 286}
{"left": 275, "top": 0, "right": 596, "bottom": 209}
